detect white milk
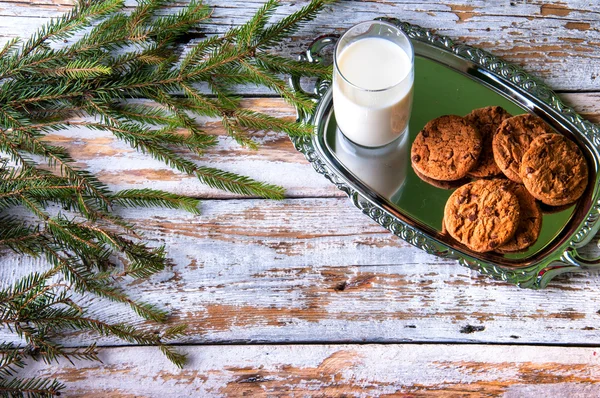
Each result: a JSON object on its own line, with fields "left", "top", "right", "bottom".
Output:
{"left": 333, "top": 37, "right": 413, "bottom": 147}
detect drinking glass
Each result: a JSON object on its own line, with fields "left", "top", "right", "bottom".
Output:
{"left": 333, "top": 21, "right": 414, "bottom": 147}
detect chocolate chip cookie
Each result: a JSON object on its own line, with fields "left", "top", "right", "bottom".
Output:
{"left": 520, "top": 133, "right": 588, "bottom": 206}
{"left": 411, "top": 115, "right": 482, "bottom": 181}
{"left": 444, "top": 179, "right": 520, "bottom": 253}
{"left": 413, "top": 165, "right": 470, "bottom": 190}
{"left": 465, "top": 106, "right": 511, "bottom": 178}
{"left": 496, "top": 182, "right": 542, "bottom": 253}
{"left": 492, "top": 114, "right": 555, "bottom": 183}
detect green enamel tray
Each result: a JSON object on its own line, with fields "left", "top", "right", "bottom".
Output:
{"left": 289, "top": 19, "right": 600, "bottom": 289}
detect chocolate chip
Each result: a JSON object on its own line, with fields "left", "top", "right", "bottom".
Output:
{"left": 412, "top": 155, "right": 421, "bottom": 162}
{"left": 489, "top": 240, "right": 499, "bottom": 249}
{"left": 468, "top": 213, "right": 477, "bottom": 221}
{"left": 458, "top": 195, "right": 467, "bottom": 204}
{"left": 526, "top": 167, "right": 534, "bottom": 174}
{"left": 421, "top": 130, "right": 429, "bottom": 138}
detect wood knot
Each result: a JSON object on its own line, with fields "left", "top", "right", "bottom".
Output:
{"left": 237, "top": 374, "right": 268, "bottom": 384}
{"left": 460, "top": 324, "right": 485, "bottom": 334}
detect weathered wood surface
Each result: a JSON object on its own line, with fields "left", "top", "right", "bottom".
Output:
{"left": 3, "top": 0, "right": 600, "bottom": 395}
{"left": 1, "top": 1, "right": 600, "bottom": 91}
{"left": 3, "top": 201, "right": 600, "bottom": 347}
{"left": 18, "top": 344, "right": 600, "bottom": 397}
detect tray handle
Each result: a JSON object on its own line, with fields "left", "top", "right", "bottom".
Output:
{"left": 289, "top": 35, "right": 338, "bottom": 123}
{"left": 563, "top": 245, "right": 600, "bottom": 268}
{"left": 528, "top": 244, "right": 600, "bottom": 288}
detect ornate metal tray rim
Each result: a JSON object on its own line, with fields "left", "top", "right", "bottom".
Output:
{"left": 289, "top": 19, "right": 600, "bottom": 289}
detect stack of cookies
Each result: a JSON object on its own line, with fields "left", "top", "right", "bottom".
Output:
{"left": 411, "top": 107, "right": 589, "bottom": 253}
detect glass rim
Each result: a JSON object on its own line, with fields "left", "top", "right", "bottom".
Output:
{"left": 333, "top": 20, "right": 415, "bottom": 93}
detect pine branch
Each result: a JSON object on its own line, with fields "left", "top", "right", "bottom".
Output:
{"left": 150, "top": 0, "right": 213, "bottom": 45}
{"left": 0, "top": 38, "right": 19, "bottom": 57}
{"left": 0, "top": 376, "right": 64, "bottom": 397}
{"left": 237, "top": 0, "right": 279, "bottom": 49}
{"left": 195, "top": 166, "right": 285, "bottom": 199}
{"left": 159, "top": 344, "right": 187, "bottom": 369}
{"left": 20, "top": 0, "right": 124, "bottom": 56}
{"left": 233, "top": 109, "right": 313, "bottom": 137}
{"left": 179, "top": 36, "right": 224, "bottom": 72}
{"left": 221, "top": 116, "right": 260, "bottom": 149}
{"left": 0, "top": 217, "right": 44, "bottom": 256}
{"left": 111, "top": 189, "right": 201, "bottom": 215}
{"left": 257, "top": 0, "right": 334, "bottom": 48}
{"left": 255, "top": 52, "right": 332, "bottom": 79}
{"left": 0, "top": 0, "right": 333, "bottom": 395}
{"left": 41, "top": 59, "right": 112, "bottom": 79}
{"left": 179, "top": 83, "right": 225, "bottom": 118}
{"left": 0, "top": 343, "right": 26, "bottom": 379}
{"left": 1, "top": 273, "right": 177, "bottom": 350}
{"left": 39, "top": 241, "right": 169, "bottom": 323}
{"left": 12, "top": 131, "right": 112, "bottom": 207}
{"left": 114, "top": 103, "right": 180, "bottom": 126}
{"left": 238, "top": 59, "right": 316, "bottom": 114}
{"left": 127, "top": 0, "right": 167, "bottom": 36}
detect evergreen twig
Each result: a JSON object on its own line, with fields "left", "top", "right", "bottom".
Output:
{"left": 0, "top": 0, "right": 333, "bottom": 395}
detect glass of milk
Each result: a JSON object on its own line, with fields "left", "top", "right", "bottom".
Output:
{"left": 333, "top": 21, "right": 414, "bottom": 147}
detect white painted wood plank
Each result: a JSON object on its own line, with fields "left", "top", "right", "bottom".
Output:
{"left": 2, "top": 199, "right": 600, "bottom": 347}
{"left": 17, "top": 344, "right": 600, "bottom": 397}
{"left": 1, "top": 1, "right": 599, "bottom": 91}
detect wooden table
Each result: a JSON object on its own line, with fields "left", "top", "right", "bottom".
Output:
{"left": 4, "top": 1, "right": 600, "bottom": 396}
